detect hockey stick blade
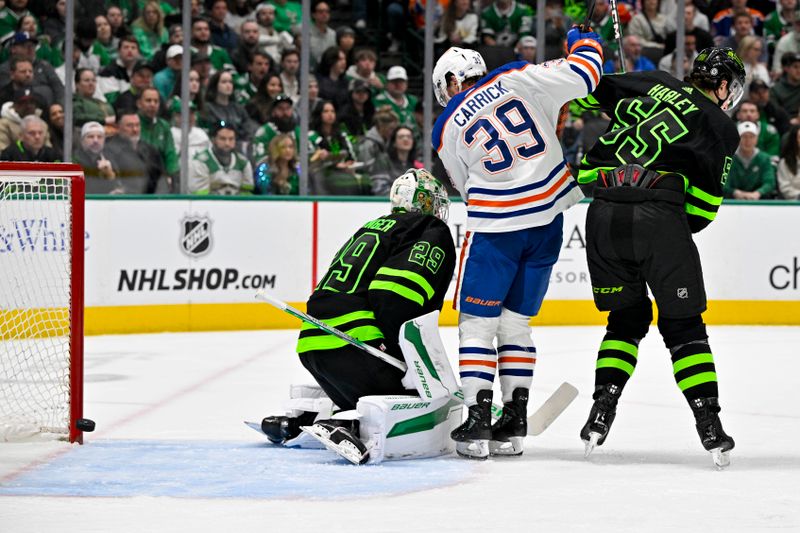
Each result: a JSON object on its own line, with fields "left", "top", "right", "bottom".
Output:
{"left": 527, "top": 382, "right": 579, "bottom": 436}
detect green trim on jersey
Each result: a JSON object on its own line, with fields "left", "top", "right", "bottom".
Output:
{"left": 676, "top": 371, "right": 717, "bottom": 392}
{"left": 672, "top": 353, "right": 715, "bottom": 374}
{"left": 297, "top": 325, "right": 385, "bottom": 353}
{"left": 375, "top": 267, "right": 435, "bottom": 299}
{"left": 368, "top": 280, "right": 425, "bottom": 306}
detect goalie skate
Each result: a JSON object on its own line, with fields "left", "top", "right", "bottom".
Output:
{"left": 301, "top": 420, "right": 370, "bottom": 465}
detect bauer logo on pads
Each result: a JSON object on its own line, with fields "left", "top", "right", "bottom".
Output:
{"left": 180, "top": 215, "right": 213, "bottom": 257}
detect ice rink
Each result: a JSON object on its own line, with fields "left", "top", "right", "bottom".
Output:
{"left": 2, "top": 325, "right": 799, "bottom": 532}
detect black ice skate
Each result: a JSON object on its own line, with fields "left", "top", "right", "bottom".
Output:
{"left": 691, "top": 397, "right": 735, "bottom": 468}
{"left": 451, "top": 389, "right": 493, "bottom": 459}
{"left": 490, "top": 388, "right": 529, "bottom": 456}
{"left": 301, "top": 419, "right": 370, "bottom": 465}
{"left": 261, "top": 411, "right": 317, "bottom": 444}
{"left": 580, "top": 383, "right": 621, "bottom": 457}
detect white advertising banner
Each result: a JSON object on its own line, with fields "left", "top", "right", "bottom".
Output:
{"left": 85, "top": 200, "right": 313, "bottom": 306}
{"left": 82, "top": 200, "right": 800, "bottom": 310}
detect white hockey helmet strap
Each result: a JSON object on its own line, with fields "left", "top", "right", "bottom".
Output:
{"left": 432, "top": 47, "right": 487, "bottom": 107}
{"left": 390, "top": 168, "right": 450, "bottom": 222}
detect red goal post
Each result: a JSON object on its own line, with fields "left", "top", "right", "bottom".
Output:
{"left": 0, "top": 162, "right": 86, "bottom": 443}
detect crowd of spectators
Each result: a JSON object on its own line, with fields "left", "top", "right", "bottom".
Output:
{"left": 0, "top": 0, "right": 798, "bottom": 199}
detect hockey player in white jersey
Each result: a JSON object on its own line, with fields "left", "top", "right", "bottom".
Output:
{"left": 432, "top": 27, "right": 603, "bottom": 459}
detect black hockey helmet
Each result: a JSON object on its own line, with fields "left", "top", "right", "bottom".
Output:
{"left": 689, "top": 47, "right": 746, "bottom": 110}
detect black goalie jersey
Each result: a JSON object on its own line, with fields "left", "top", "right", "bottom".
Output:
{"left": 297, "top": 211, "right": 456, "bottom": 360}
{"left": 575, "top": 70, "right": 740, "bottom": 232}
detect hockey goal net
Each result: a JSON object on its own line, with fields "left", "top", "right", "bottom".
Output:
{"left": 0, "top": 163, "right": 86, "bottom": 443}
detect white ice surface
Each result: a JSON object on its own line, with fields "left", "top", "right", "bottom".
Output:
{"left": 1, "top": 326, "right": 799, "bottom": 532}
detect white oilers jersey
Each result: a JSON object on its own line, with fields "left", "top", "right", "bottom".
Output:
{"left": 433, "top": 44, "right": 603, "bottom": 233}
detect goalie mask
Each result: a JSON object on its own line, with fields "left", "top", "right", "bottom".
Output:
{"left": 433, "top": 47, "right": 487, "bottom": 107}
{"left": 390, "top": 168, "right": 450, "bottom": 223}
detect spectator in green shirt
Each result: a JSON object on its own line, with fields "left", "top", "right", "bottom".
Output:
{"left": 724, "top": 121, "right": 777, "bottom": 200}
{"left": 131, "top": 0, "right": 168, "bottom": 60}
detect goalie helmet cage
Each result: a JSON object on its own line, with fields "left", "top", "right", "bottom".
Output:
{"left": 0, "top": 162, "right": 86, "bottom": 443}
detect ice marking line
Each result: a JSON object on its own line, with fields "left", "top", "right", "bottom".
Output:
{"left": 0, "top": 343, "right": 276, "bottom": 485}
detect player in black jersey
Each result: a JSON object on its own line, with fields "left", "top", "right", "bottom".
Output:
{"left": 574, "top": 48, "right": 745, "bottom": 467}
{"left": 260, "top": 168, "right": 456, "bottom": 462}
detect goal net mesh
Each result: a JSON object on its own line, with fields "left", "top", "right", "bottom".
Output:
{"left": 0, "top": 177, "right": 73, "bottom": 440}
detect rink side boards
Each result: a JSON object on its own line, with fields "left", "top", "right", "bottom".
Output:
{"left": 70, "top": 197, "right": 800, "bottom": 334}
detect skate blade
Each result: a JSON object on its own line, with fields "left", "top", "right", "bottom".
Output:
{"left": 455, "top": 440, "right": 489, "bottom": 460}
{"left": 583, "top": 432, "right": 601, "bottom": 458}
{"left": 489, "top": 436, "right": 524, "bottom": 456}
{"left": 300, "top": 425, "right": 369, "bottom": 465}
{"left": 710, "top": 447, "right": 731, "bottom": 469}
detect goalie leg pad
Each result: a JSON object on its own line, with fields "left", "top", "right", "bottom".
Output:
{"left": 357, "top": 395, "right": 462, "bottom": 463}
{"left": 399, "top": 310, "right": 460, "bottom": 401}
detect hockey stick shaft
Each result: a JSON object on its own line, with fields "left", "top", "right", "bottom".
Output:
{"left": 608, "top": 0, "right": 626, "bottom": 73}
{"left": 257, "top": 291, "right": 576, "bottom": 431}
{"left": 255, "top": 290, "right": 407, "bottom": 371}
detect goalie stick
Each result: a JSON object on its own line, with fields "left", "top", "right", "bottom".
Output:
{"left": 255, "top": 290, "right": 577, "bottom": 435}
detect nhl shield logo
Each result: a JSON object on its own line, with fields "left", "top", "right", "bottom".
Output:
{"left": 180, "top": 216, "right": 213, "bottom": 257}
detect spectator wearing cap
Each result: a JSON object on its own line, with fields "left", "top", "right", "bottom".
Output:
{"left": 345, "top": 48, "right": 385, "bottom": 93}
{"left": 148, "top": 24, "right": 184, "bottom": 76}
{"left": 0, "top": 86, "right": 50, "bottom": 151}
{"left": 749, "top": 79, "right": 791, "bottom": 135}
{"left": 73, "top": 68, "right": 116, "bottom": 128}
{"left": 105, "top": 108, "right": 163, "bottom": 193}
{"left": 279, "top": 48, "right": 301, "bottom": 104}
{"left": 9, "top": 13, "right": 57, "bottom": 66}
{"left": 373, "top": 66, "right": 418, "bottom": 136}
{"left": 191, "top": 17, "right": 235, "bottom": 75}
{"left": 436, "top": 0, "right": 479, "bottom": 51}
{"left": 270, "top": 0, "right": 302, "bottom": 34}
{"left": 309, "top": 1, "right": 337, "bottom": 69}
{"left": 516, "top": 35, "right": 537, "bottom": 63}
{"left": 0, "top": 115, "right": 59, "bottom": 162}
{"left": 336, "top": 26, "right": 356, "bottom": 65}
{"left": 207, "top": 0, "right": 239, "bottom": 53}
{"left": 736, "top": 100, "right": 781, "bottom": 157}
{"left": 131, "top": 0, "right": 169, "bottom": 60}
{"left": 98, "top": 36, "right": 143, "bottom": 105}
{"left": 113, "top": 60, "right": 165, "bottom": 117}
{"left": 231, "top": 20, "right": 263, "bottom": 74}
{"left": 73, "top": 121, "right": 123, "bottom": 194}
{"left": 201, "top": 70, "right": 257, "bottom": 148}
{"left": 772, "top": 17, "right": 800, "bottom": 74}
{"left": 315, "top": 46, "right": 349, "bottom": 109}
{"left": 191, "top": 50, "right": 213, "bottom": 88}
{"left": 154, "top": 44, "right": 183, "bottom": 101}
{"left": 339, "top": 78, "right": 375, "bottom": 143}
{"left": 770, "top": 52, "right": 800, "bottom": 121}
{"left": 724, "top": 121, "right": 776, "bottom": 200}
{"left": 253, "top": 5, "right": 293, "bottom": 67}
{"left": 137, "top": 87, "right": 179, "bottom": 190}
{"left": 480, "top": 0, "right": 534, "bottom": 47}
{"left": 0, "top": 32, "right": 63, "bottom": 108}
{"left": 189, "top": 121, "right": 254, "bottom": 195}
{"left": 245, "top": 73, "right": 284, "bottom": 123}
{"left": 0, "top": 0, "right": 36, "bottom": 42}
{"left": 234, "top": 50, "right": 272, "bottom": 105}
{"left": 252, "top": 93, "right": 298, "bottom": 162}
